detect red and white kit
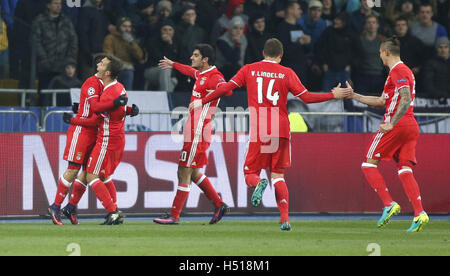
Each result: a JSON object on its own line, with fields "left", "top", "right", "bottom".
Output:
{"left": 86, "top": 81, "right": 127, "bottom": 178}
{"left": 63, "top": 75, "right": 104, "bottom": 166}
{"left": 212, "top": 60, "right": 335, "bottom": 174}
{"left": 173, "top": 62, "right": 227, "bottom": 168}
{"left": 365, "top": 61, "right": 419, "bottom": 164}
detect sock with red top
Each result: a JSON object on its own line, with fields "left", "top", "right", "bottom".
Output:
{"left": 170, "top": 183, "right": 190, "bottom": 219}
{"left": 361, "top": 163, "right": 394, "bottom": 207}
{"left": 104, "top": 178, "right": 117, "bottom": 204}
{"left": 398, "top": 168, "right": 424, "bottom": 217}
{"left": 194, "top": 174, "right": 223, "bottom": 208}
{"left": 273, "top": 178, "right": 290, "bottom": 223}
{"left": 54, "top": 176, "right": 72, "bottom": 206}
{"left": 245, "top": 173, "right": 261, "bottom": 188}
{"left": 89, "top": 179, "right": 116, "bottom": 213}
{"left": 69, "top": 179, "right": 86, "bottom": 206}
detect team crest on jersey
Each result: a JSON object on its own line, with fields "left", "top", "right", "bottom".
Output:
{"left": 88, "top": 87, "right": 96, "bottom": 95}
{"left": 200, "top": 77, "right": 207, "bottom": 85}
{"left": 76, "top": 152, "right": 82, "bottom": 161}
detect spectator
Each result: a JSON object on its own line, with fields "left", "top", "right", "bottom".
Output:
{"left": 215, "top": 15, "right": 248, "bottom": 80}
{"left": 244, "top": 0, "right": 270, "bottom": 22}
{"left": 196, "top": 0, "right": 227, "bottom": 36}
{"left": 393, "top": 16, "right": 426, "bottom": 76}
{"left": 409, "top": 2, "right": 448, "bottom": 55}
{"left": 297, "top": 0, "right": 329, "bottom": 47}
{"left": 210, "top": 0, "right": 248, "bottom": 44}
{"left": 316, "top": 12, "right": 358, "bottom": 92}
{"left": 245, "top": 12, "right": 272, "bottom": 64}
{"left": 420, "top": 37, "right": 449, "bottom": 101}
{"left": 350, "top": 0, "right": 380, "bottom": 34}
{"left": 48, "top": 59, "right": 82, "bottom": 106}
{"left": 103, "top": 16, "right": 145, "bottom": 90}
{"left": 11, "top": 0, "right": 46, "bottom": 90}
{"left": 172, "top": 0, "right": 197, "bottom": 22}
{"left": 354, "top": 14, "right": 386, "bottom": 96}
{"left": 175, "top": 5, "right": 208, "bottom": 91}
{"left": 276, "top": 1, "right": 311, "bottom": 84}
{"left": 0, "top": 13, "right": 8, "bottom": 79}
{"left": 143, "top": 19, "right": 180, "bottom": 91}
{"left": 384, "top": 0, "right": 419, "bottom": 26}
{"left": 176, "top": 6, "right": 207, "bottom": 64}
{"left": 32, "top": 0, "right": 78, "bottom": 106}
{"left": 321, "top": 0, "right": 337, "bottom": 23}
{"left": 77, "top": 0, "right": 111, "bottom": 81}
{"left": 155, "top": 0, "right": 173, "bottom": 23}
{"left": 134, "top": 0, "right": 157, "bottom": 42}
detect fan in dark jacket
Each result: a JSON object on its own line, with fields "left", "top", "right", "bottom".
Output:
{"left": 245, "top": 12, "right": 272, "bottom": 64}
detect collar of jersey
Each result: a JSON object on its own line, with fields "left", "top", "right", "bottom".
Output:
{"left": 262, "top": 59, "right": 278, "bottom": 64}
{"left": 199, "top": 66, "right": 216, "bottom": 75}
{"left": 390, "top": 61, "right": 403, "bottom": 71}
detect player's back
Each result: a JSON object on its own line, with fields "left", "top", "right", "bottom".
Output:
{"left": 98, "top": 81, "right": 127, "bottom": 148}
{"left": 78, "top": 75, "right": 104, "bottom": 119}
{"left": 233, "top": 60, "right": 302, "bottom": 139}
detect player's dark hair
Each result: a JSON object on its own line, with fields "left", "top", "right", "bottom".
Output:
{"left": 263, "top": 38, "right": 284, "bottom": 58}
{"left": 194, "top": 44, "right": 215, "bottom": 65}
{"left": 93, "top": 53, "right": 108, "bottom": 68}
{"left": 104, "top": 54, "right": 123, "bottom": 80}
{"left": 381, "top": 36, "right": 401, "bottom": 56}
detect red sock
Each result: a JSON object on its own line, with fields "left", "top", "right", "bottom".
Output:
{"left": 361, "top": 164, "right": 393, "bottom": 207}
{"left": 245, "top": 173, "right": 261, "bottom": 188}
{"left": 90, "top": 179, "right": 116, "bottom": 213}
{"left": 69, "top": 179, "right": 86, "bottom": 206}
{"left": 398, "top": 169, "right": 424, "bottom": 216}
{"left": 195, "top": 174, "right": 223, "bottom": 208}
{"left": 54, "top": 176, "right": 72, "bottom": 206}
{"left": 273, "top": 178, "right": 289, "bottom": 223}
{"left": 104, "top": 178, "right": 117, "bottom": 204}
{"left": 171, "top": 183, "right": 190, "bottom": 219}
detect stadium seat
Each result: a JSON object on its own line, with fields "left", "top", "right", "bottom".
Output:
{"left": 0, "top": 107, "right": 40, "bottom": 132}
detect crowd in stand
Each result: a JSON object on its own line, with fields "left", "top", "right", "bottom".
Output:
{"left": 0, "top": 0, "right": 449, "bottom": 106}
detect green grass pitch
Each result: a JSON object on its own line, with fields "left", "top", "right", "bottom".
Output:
{"left": 0, "top": 219, "right": 449, "bottom": 256}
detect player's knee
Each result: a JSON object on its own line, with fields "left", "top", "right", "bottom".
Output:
{"left": 397, "top": 160, "right": 414, "bottom": 171}
{"left": 86, "top": 173, "right": 99, "bottom": 185}
{"left": 177, "top": 166, "right": 192, "bottom": 184}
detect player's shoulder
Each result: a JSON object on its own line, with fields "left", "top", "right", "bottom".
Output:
{"left": 104, "top": 80, "right": 125, "bottom": 95}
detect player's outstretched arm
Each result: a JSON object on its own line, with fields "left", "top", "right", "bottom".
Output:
{"left": 189, "top": 81, "right": 237, "bottom": 111}
{"left": 159, "top": 56, "right": 197, "bottom": 78}
{"left": 345, "top": 81, "right": 385, "bottom": 108}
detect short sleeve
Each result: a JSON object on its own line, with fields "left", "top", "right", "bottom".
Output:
{"left": 287, "top": 68, "right": 308, "bottom": 96}
{"left": 390, "top": 68, "right": 411, "bottom": 90}
{"left": 230, "top": 65, "right": 248, "bottom": 88}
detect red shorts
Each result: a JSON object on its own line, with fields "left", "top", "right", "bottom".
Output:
{"left": 178, "top": 140, "right": 210, "bottom": 168}
{"left": 244, "top": 137, "right": 291, "bottom": 175}
{"left": 63, "top": 125, "right": 97, "bottom": 166}
{"left": 86, "top": 140, "right": 124, "bottom": 179}
{"left": 365, "top": 124, "right": 419, "bottom": 164}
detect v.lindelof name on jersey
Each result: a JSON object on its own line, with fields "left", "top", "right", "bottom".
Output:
{"left": 251, "top": 71, "right": 286, "bottom": 79}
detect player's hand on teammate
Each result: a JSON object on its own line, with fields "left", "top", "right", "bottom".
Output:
{"left": 378, "top": 123, "right": 393, "bottom": 133}
{"left": 130, "top": 104, "right": 139, "bottom": 117}
{"left": 63, "top": 112, "right": 73, "bottom": 124}
{"left": 72, "top": 102, "right": 79, "bottom": 114}
{"left": 189, "top": 99, "right": 202, "bottom": 112}
{"left": 331, "top": 82, "right": 353, "bottom": 99}
{"left": 114, "top": 95, "right": 128, "bottom": 107}
{"left": 158, "top": 56, "right": 174, "bottom": 70}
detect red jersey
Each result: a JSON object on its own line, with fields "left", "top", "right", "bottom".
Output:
{"left": 173, "top": 63, "right": 226, "bottom": 142}
{"left": 97, "top": 80, "right": 127, "bottom": 150}
{"left": 383, "top": 61, "right": 417, "bottom": 127}
{"left": 230, "top": 60, "right": 332, "bottom": 139}
{"left": 73, "top": 75, "right": 104, "bottom": 134}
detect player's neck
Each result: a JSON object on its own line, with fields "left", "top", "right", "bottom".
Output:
{"left": 263, "top": 57, "right": 281, "bottom": 64}
{"left": 387, "top": 57, "right": 402, "bottom": 70}
{"left": 198, "top": 64, "right": 212, "bottom": 73}
{"left": 102, "top": 77, "right": 115, "bottom": 87}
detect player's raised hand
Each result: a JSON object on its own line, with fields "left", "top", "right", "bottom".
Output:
{"left": 158, "top": 56, "right": 174, "bottom": 70}
{"left": 189, "top": 99, "right": 202, "bottom": 112}
{"left": 344, "top": 81, "right": 355, "bottom": 99}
